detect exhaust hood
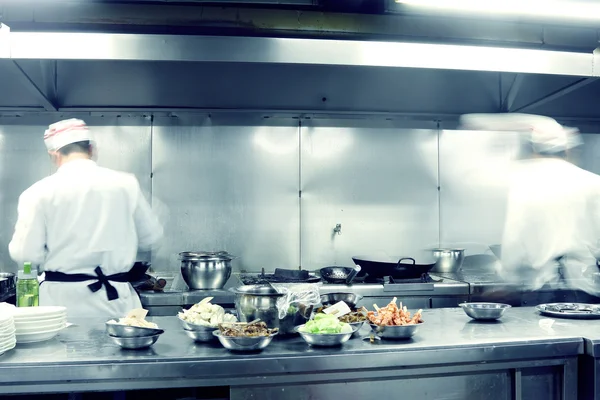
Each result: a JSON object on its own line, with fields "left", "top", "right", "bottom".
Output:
{"left": 1, "top": 26, "right": 600, "bottom": 120}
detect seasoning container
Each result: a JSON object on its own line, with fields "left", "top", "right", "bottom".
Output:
{"left": 17, "top": 262, "right": 39, "bottom": 307}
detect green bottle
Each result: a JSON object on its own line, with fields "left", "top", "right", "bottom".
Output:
{"left": 17, "top": 262, "right": 39, "bottom": 307}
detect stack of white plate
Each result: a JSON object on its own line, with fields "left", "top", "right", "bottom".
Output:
{"left": 13, "top": 306, "right": 67, "bottom": 344}
{"left": 0, "top": 314, "right": 16, "bottom": 355}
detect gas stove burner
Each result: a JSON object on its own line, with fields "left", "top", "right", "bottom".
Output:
{"left": 240, "top": 271, "right": 321, "bottom": 285}
{"left": 354, "top": 273, "right": 441, "bottom": 285}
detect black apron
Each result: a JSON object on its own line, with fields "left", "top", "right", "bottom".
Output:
{"left": 44, "top": 262, "right": 149, "bottom": 301}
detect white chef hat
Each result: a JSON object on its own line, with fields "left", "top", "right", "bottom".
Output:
{"left": 43, "top": 118, "right": 92, "bottom": 152}
{"left": 459, "top": 113, "right": 582, "bottom": 154}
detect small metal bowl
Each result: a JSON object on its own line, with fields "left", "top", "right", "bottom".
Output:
{"left": 212, "top": 331, "right": 277, "bottom": 352}
{"left": 459, "top": 302, "right": 511, "bottom": 321}
{"left": 109, "top": 333, "right": 161, "bottom": 350}
{"left": 320, "top": 293, "right": 364, "bottom": 309}
{"left": 183, "top": 327, "right": 217, "bottom": 342}
{"left": 178, "top": 315, "right": 216, "bottom": 331}
{"left": 369, "top": 323, "right": 421, "bottom": 340}
{"left": 348, "top": 321, "right": 366, "bottom": 336}
{"left": 294, "top": 325, "right": 356, "bottom": 347}
{"left": 105, "top": 321, "right": 164, "bottom": 338}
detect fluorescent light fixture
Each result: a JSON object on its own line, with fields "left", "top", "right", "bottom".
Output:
{"left": 395, "top": 0, "right": 600, "bottom": 22}
{"left": 0, "top": 24, "right": 10, "bottom": 59}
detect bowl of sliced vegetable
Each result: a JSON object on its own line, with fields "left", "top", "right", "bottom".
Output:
{"left": 295, "top": 314, "right": 357, "bottom": 347}
{"left": 214, "top": 320, "right": 279, "bottom": 352}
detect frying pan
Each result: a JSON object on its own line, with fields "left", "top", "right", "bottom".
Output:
{"left": 351, "top": 256, "right": 435, "bottom": 279}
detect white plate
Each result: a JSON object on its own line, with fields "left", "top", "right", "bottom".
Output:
{"left": 0, "top": 328, "right": 16, "bottom": 338}
{"left": 12, "top": 306, "right": 66, "bottom": 319}
{"left": 16, "top": 326, "right": 65, "bottom": 343}
{"left": 16, "top": 322, "right": 65, "bottom": 335}
{"left": 13, "top": 314, "right": 67, "bottom": 324}
{"left": 0, "top": 337, "right": 16, "bottom": 350}
{"left": 0, "top": 318, "right": 14, "bottom": 329}
{"left": 0, "top": 342, "right": 17, "bottom": 355}
{"left": 15, "top": 316, "right": 66, "bottom": 328}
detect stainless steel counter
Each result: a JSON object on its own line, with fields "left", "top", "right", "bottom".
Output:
{"left": 0, "top": 307, "right": 584, "bottom": 399}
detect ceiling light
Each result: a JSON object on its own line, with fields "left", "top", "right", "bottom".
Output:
{"left": 395, "top": 0, "right": 600, "bottom": 22}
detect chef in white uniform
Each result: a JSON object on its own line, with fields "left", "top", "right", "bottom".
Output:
{"left": 460, "top": 113, "right": 600, "bottom": 295}
{"left": 8, "top": 119, "right": 164, "bottom": 318}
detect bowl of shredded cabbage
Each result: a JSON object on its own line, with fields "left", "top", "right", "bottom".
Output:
{"left": 106, "top": 317, "right": 163, "bottom": 338}
{"left": 295, "top": 314, "right": 357, "bottom": 347}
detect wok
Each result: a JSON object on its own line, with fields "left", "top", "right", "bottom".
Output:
{"left": 351, "top": 255, "right": 436, "bottom": 279}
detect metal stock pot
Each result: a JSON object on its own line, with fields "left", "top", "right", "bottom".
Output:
{"left": 179, "top": 251, "right": 233, "bottom": 290}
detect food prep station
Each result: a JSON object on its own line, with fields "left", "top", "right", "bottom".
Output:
{"left": 0, "top": 307, "right": 596, "bottom": 400}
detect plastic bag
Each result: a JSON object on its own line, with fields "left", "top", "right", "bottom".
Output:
{"left": 270, "top": 283, "right": 321, "bottom": 319}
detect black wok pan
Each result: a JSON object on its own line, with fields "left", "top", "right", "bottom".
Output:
{"left": 351, "top": 255, "right": 436, "bottom": 279}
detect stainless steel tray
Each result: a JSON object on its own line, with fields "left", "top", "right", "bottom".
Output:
{"left": 536, "top": 303, "right": 600, "bottom": 319}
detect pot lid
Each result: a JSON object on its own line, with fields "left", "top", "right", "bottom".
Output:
{"left": 179, "top": 251, "right": 233, "bottom": 261}
{"left": 230, "top": 284, "right": 284, "bottom": 296}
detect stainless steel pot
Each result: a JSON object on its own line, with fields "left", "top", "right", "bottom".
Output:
{"left": 0, "top": 272, "right": 16, "bottom": 296}
{"left": 231, "top": 285, "right": 285, "bottom": 329}
{"left": 430, "top": 248, "right": 465, "bottom": 273}
{"left": 179, "top": 251, "right": 233, "bottom": 290}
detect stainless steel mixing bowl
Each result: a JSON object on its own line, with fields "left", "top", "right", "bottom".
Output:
{"left": 369, "top": 323, "right": 421, "bottom": 339}
{"left": 231, "top": 285, "right": 285, "bottom": 329}
{"left": 109, "top": 333, "right": 161, "bottom": 349}
{"left": 213, "top": 331, "right": 276, "bottom": 351}
{"left": 179, "top": 251, "right": 233, "bottom": 290}
{"left": 459, "top": 302, "right": 511, "bottom": 321}
{"left": 183, "top": 327, "right": 217, "bottom": 342}
{"left": 105, "top": 321, "right": 164, "bottom": 338}
{"left": 431, "top": 248, "right": 465, "bottom": 273}
{"left": 294, "top": 325, "right": 355, "bottom": 347}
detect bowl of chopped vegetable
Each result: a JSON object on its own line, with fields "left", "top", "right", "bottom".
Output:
{"left": 178, "top": 297, "right": 238, "bottom": 331}
{"left": 214, "top": 320, "right": 279, "bottom": 352}
{"left": 105, "top": 318, "right": 164, "bottom": 338}
{"left": 295, "top": 314, "right": 357, "bottom": 347}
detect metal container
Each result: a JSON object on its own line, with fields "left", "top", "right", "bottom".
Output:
{"left": 183, "top": 327, "right": 216, "bottom": 342}
{"left": 109, "top": 333, "right": 161, "bottom": 349}
{"left": 459, "top": 302, "right": 511, "bottom": 321}
{"left": 179, "top": 251, "right": 233, "bottom": 290}
{"left": 278, "top": 303, "right": 313, "bottom": 336}
{"left": 369, "top": 323, "right": 421, "bottom": 339}
{"left": 231, "top": 285, "right": 285, "bottom": 329}
{"left": 213, "top": 331, "right": 276, "bottom": 351}
{"left": 430, "top": 248, "right": 465, "bottom": 273}
{"left": 0, "top": 273, "right": 16, "bottom": 295}
{"left": 105, "top": 321, "right": 164, "bottom": 338}
{"left": 294, "top": 325, "right": 354, "bottom": 347}
{"left": 320, "top": 293, "right": 364, "bottom": 309}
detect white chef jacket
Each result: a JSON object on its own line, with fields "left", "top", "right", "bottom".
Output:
{"left": 500, "top": 157, "right": 600, "bottom": 293}
{"left": 8, "top": 159, "right": 163, "bottom": 318}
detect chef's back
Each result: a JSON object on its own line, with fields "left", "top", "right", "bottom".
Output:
{"left": 8, "top": 119, "right": 163, "bottom": 319}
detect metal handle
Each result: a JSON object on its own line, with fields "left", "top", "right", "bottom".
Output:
{"left": 396, "top": 257, "right": 416, "bottom": 270}
{"left": 333, "top": 224, "right": 342, "bottom": 235}
{"left": 345, "top": 265, "right": 361, "bottom": 284}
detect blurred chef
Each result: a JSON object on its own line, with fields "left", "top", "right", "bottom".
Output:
{"left": 459, "top": 113, "right": 600, "bottom": 294}
{"left": 8, "top": 118, "right": 163, "bottom": 318}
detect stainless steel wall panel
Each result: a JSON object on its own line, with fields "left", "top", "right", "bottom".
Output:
{"left": 300, "top": 119, "right": 439, "bottom": 269}
{"left": 151, "top": 115, "right": 300, "bottom": 279}
{"left": 0, "top": 116, "right": 151, "bottom": 273}
{"left": 438, "top": 129, "right": 521, "bottom": 254}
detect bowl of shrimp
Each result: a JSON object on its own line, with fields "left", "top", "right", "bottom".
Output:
{"left": 366, "top": 297, "right": 423, "bottom": 340}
